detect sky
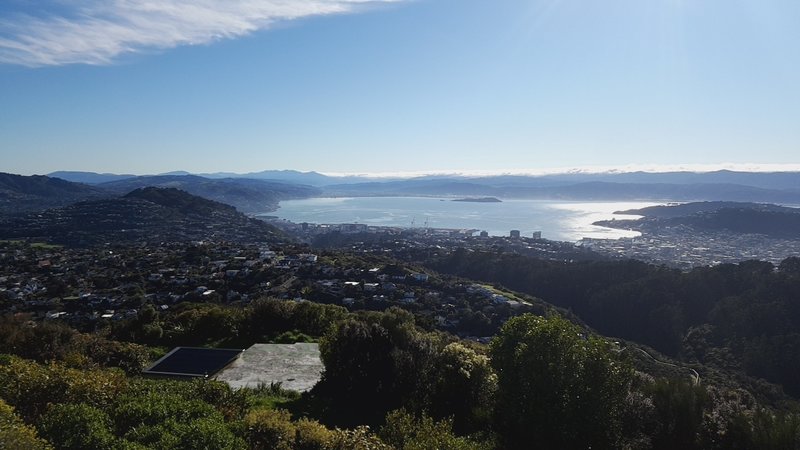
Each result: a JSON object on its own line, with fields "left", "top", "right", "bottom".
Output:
{"left": 1, "top": 0, "right": 799, "bottom": 176}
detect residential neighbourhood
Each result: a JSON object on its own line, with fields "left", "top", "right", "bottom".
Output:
{"left": 0, "top": 239, "right": 545, "bottom": 338}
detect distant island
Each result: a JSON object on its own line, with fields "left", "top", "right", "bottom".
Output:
{"left": 452, "top": 197, "right": 502, "bottom": 203}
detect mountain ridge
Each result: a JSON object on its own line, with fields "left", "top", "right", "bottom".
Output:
{"left": 0, "top": 187, "right": 284, "bottom": 247}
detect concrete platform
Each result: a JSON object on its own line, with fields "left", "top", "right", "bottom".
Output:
{"left": 215, "top": 343, "right": 324, "bottom": 392}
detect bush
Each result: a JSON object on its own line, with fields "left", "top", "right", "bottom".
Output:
{"left": 329, "top": 426, "right": 391, "bottom": 450}
{"left": 295, "top": 417, "right": 335, "bottom": 450}
{"left": 244, "top": 408, "right": 296, "bottom": 450}
{"left": 37, "top": 403, "right": 117, "bottom": 450}
{"left": 380, "top": 409, "right": 488, "bottom": 450}
{"left": 0, "top": 355, "right": 68, "bottom": 421}
{"left": 177, "top": 417, "right": 246, "bottom": 450}
{"left": 0, "top": 355, "right": 126, "bottom": 421}
{"left": 112, "top": 391, "right": 223, "bottom": 435}
{"left": 0, "top": 399, "right": 52, "bottom": 449}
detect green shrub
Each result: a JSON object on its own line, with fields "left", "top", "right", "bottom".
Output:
{"left": 380, "top": 409, "right": 487, "bottom": 450}
{"left": 113, "top": 391, "right": 222, "bottom": 430}
{"left": 329, "top": 426, "right": 391, "bottom": 450}
{"left": 0, "top": 399, "right": 52, "bottom": 449}
{"left": 0, "top": 355, "right": 128, "bottom": 421}
{"left": 37, "top": 403, "right": 116, "bottom": 450}
{"left": 244, "top": 408, "right": 296, "bottom": 450}
{"left": 295, "top": 417, "right": 335, "bottom": 450}
{"left": 177, "top": 417, "right": 246, "bottom": 450}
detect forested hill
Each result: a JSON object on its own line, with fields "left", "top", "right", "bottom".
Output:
{"left": 0, "top": 187, "right": 284, "bottom": 246}
{"left": 603, "top": 202, "right": 800, "bottom": 239}
{"left": 429, "top": 250, "right": 800, "bottom": 399}
{"left": 617, "top": 201, "right": 800, "bottom": 218}
{"left": 124, "top": 186, "right": 238, "bottom": 215}
{"left": 0, "top": 172, "right": 105, "bottom": 216}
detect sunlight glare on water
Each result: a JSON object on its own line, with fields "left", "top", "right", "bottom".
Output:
{"left": 268, "top": 197, "right": 660, "bottom": 242}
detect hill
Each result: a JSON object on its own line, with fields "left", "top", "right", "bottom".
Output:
{"left": 47, "top": 171, "right": 137, "bottom": 184}
{"left": 0, "top": 172, "right": 106, "bottom": 216}
{"left": 0, "top": 187, "right": 284, "bottom": 246}
{"left": 615, "top": 201, "right": 799, "bottom": 218}
{"left": 43, "top": 169, "right": 800, "bottom": 204}
{"left": 98, "top": 175, "right": 320, "bottom": 214}
{"left": 598, "top": 201, "right": 800, "bottom": 239}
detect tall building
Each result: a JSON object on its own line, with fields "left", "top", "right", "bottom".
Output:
{"left": 510, "top": 230, "right": 521, "bottom": 239}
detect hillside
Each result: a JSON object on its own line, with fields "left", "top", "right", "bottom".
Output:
{"left": 47, "top": 171, "right": 137, "bottom": 184}
{"left": 0, "top": 172, "right": 106, "bottom": 216}
{"left": 0, "top": 187, "right": 284, "bottom": 246}
{"left": 599, "top": 201, "right": 800, "bottom": 239}
{"left": 98, "top": 175, "right": 321, "bottom": 213}
{"left": 616, "top": 201, "right": 800, "bottom": 218}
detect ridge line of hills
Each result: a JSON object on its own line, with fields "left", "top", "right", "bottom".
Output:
{"left": 596, "top": 201, "right": 800, "bottom": 239}
{"left": 1, "top": 170, "right": 798, "bottom": 216}
{"left": 50, "top": 168, "right": 800, "bottom": 190}
{"left": 0, "top": 186, "right": 285, "bottom": 247}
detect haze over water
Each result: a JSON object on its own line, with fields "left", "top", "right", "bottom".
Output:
{"left": 269, "top": 197, "right": 659, "bottom": 241}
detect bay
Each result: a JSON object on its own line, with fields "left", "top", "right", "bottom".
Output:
{"left": 266, "top": 197, "right": 660, "bottom": 241}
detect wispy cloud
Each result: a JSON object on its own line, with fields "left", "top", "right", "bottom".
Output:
{"left": 0, "top": 0, "right": 399, "bottom": 67}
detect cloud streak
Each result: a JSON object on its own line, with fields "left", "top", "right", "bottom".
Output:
{"left": 0, "top": 0, "right": 399, "bottom": 67}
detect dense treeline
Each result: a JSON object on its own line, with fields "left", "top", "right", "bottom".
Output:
{"left": 430, "top": 250, "right": 800, "bottom": 398}
{"left": 2, "top": 301, "right": 800, "bottom": 449}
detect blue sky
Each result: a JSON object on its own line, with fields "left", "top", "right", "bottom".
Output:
{"left": 1, "top": 0, "right": 799, "bottom": 176}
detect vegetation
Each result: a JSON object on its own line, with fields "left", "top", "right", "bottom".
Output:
{"left": 432, "top": 251, "right": 800, "bottom": 400}
{"left": 3, "top": 235, "right": 800, "bottom": 449}
{"left": 1, "top": 302, "right": 799, "bottom": 449}
{"left": 490, "top": 315, "right": 632, "bottom": 449}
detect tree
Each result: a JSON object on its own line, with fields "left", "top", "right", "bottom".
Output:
{"left": 318, "top": 309, "right": 441, "bottom": 426}
{"left": 646, "top": 379, "right": 708, "bottom": 450}
{"left": 318, "top": 318, "right": 397, "bottom": 424}
{"left": 426, "top": 342, "right": 496, "bottom": 434}
{"left": 490, "top": 314, "right": 633, "bottom": 449}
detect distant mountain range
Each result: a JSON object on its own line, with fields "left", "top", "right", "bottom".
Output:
{"left": 95, "top": 175, "right": 320, "bottom": 214}
{"left": 6, "top": 169, "right": 798, "bottom": 216}
{"left": 0, "top": 172, "right": 106, "bottom": 216}
{"left": 52, "top": 169, "right": 800, "bottom": 190}
{"left": 3, "top": 172, "right": 321, "bottom": 215}
{"left": 48, "top": 171, "right": 138, "bottom": 184}
{"left": 0, "top": 187, "right": 284, "bottom": 247}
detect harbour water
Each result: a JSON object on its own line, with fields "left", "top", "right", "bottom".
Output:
{"left": 266, "top": 197, "right": 660, "bottom": 241}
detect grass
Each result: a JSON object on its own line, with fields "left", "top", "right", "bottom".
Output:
{"left": 480, "top": 284, "right": 530, "bottom": 305}
{"left": 245, "top": 382, "right": 303, "bottom": 411}
{"left": 30, "top": 242, "right": 63, "bottom": 250}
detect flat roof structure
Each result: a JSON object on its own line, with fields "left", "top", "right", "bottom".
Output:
{"left": 143, "top": 347, "right": 244, "bottom": 378}
{"left": 215, "top": 343, "right": 324, "bottom": 392}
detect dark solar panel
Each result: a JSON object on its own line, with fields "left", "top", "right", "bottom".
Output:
{"left": 144, "top": 347, "right": 243, "bottom": 378}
